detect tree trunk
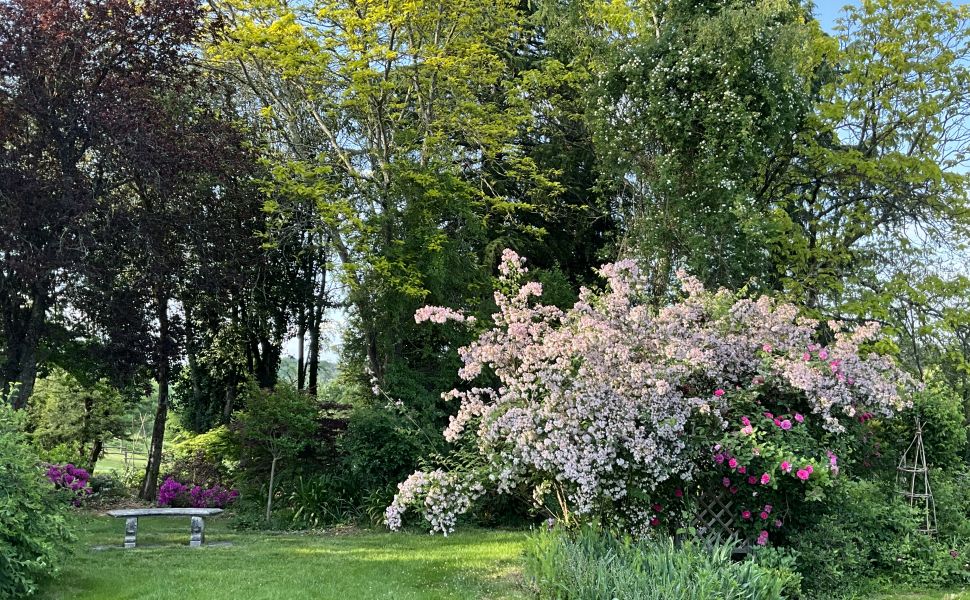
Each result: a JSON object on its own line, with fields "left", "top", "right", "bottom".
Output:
{"left": 308, "top": 235, "right": 331, "bottom": 395}
{"left": 140, "top": 291, "right": 170, "bottom": 501}
{"left": 265, "top": 454, "right": 279, "bottom": 522}
{"left": 297, "top": 309, "right": 306, "bottom": 391}
{"left": 89, "top": 438, "right": 104, "bottom": 473}
{"left": 1, "top": 287, "right": 48, "bottom": 409}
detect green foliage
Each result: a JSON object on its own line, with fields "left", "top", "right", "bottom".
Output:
{"left": 524, "top": 526, "right": 787, "bottom": 600}
{"left": 232, "top": 383, "right": 320, "bottom": 519}
{"left": 234, "top": 384, "right": 319, "bottom": 466}
{"left": 337, "top": 405, "right": 430, "bottom": 495}
{"left": 931, "top": 468, "right": 970, "bottom": 540}
{"left": 0, "top": 405, "right": 72, "bottom": 599}
{"left": 165, "top": 425, "right": 239, "bottom": 488}
{"left": 28, "top": 368, "right": 128, "bottom": 469}
{"left": 592, "top": 0, "right": 816, "bottom": 295}
{"left": 790, "top": 479, "right": 970, "bottom": 599}
{"left": 880, "top": 380, "right": 969, "bottom": 471}
{"left": 749, "top": 546, "right": 803, "bottom": 599}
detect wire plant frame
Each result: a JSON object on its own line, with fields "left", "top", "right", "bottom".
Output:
{"left": 897, "top": 417, "right": 937, "bottom": 536}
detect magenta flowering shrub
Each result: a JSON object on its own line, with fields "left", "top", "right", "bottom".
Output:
{"left": 386, "top": 249, "right": 914, "bottom": 536}
{"left": 45, "top": 463, "right": 92, "bottom": 506}
{"left": 157, "top": 477, "right": 238, "bottom": 509}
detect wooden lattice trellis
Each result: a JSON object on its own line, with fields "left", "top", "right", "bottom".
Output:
{"left": 693, "top": 489, "right": 738, "bottom": 541}
{"left": 898, "top": 417, "right": 937, "bottom": 536}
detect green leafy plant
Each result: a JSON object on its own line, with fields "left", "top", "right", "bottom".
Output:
{"left": 233, "top": 384, "right": 319, "bottom": 522}
{"left": 524, "top": 526, "right": 786, "bottom": 600}
{"left": 0, "top": 405, "right": 73, "bottom": 599}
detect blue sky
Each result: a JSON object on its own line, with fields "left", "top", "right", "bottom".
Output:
{"left": 814, "top": 0, "right": 970, "bottom": 32}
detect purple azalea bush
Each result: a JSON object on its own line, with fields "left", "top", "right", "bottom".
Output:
{"left": 45, "top": 463, "right": 93, "bottom": 506}
{"left": 157, "top": 477, "right": 238, "bottom": 509}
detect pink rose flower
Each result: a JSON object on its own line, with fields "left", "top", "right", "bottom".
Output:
{"left": 796, "top": 469, "right": 810, "bottom": 481}
{"left": 738, "top": 466, "right": 746, "bottom": 474}
{"left": 728, "top": 458, "right": 738, "bottom": 469}
{"left": 741, "top": 416, "right": 751, "bottom": 427}
{"left": 723, "top": 477, "right": 731, "bottom": 487}
{"left": 774, "top": 519, "right": 783, "bottom": 528}
{"left": 762, "top": 344, "right": 772, "bottom": 352}
{"left": 713, "top": 388, "right": 725, "bottom": 397}
{"left": 818, "top": 349, "right": 829, "bottom": 360}
{"left": 780, "top": 419, "right": 792, "bottom": 430}
{"left": 780, "top": 461, "right": 792, "bottom": 473}
{"left": 763, "top": 412, "right": 773, "bottom": 419}
{"left": 742, "top": 510, "right": 752, "bottom": 520}
{"left": 763, "top": 504, "right": 772, "bottom": 513}
{"left": 748, "top": 476, "right": 758, "bottom": 485}
{"left": 757, "top": 530, "right": 769, "bottom": 546}
{"left": 760, "top": 511, "right": 769, "bottom": 520}
{"left": 802, "top": 352, "right": 811, "bottom": 361}
{"left": 806, "top": 465, "right": 814, "bottom": 474}
{"left": 794, "top": 413, "right": 804, "bottom": 423}
{"left": 760, "top": 473, "right": 771, "bottom": 485}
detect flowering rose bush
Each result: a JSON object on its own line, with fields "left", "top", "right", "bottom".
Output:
{"left": 45, "top": 463, "right": 92, "bottom": 506}
{"left": 386, "top": 249, "right": 914, "bottom": 536}
{"left": 157, "top": 477, "right": 239, "bottom": 509}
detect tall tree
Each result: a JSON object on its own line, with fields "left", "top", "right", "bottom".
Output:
{"left": 208, "top": 0, "right": 558, "bottom": 420}
{"left": 769, "top": 0, "right": 970, "bottom": 313}
{"left": 0, "top": 0, "right": 201, "bottom": 408}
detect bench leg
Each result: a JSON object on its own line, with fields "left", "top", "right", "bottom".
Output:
{"left": 124, "top": 517, "right": 137, "bottom": 549}
{"left": 189, "top": 516, "right": 204, "bottom": 547}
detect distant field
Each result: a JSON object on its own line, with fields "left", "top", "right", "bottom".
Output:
{"left": 94, "top": 442, "right": 147, "bottom": 476}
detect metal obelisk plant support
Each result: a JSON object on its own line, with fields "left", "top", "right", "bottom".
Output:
{"left": 897, "top": 417, "right": 937, "bottom": 535}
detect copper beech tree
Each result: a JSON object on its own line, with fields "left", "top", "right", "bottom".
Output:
{"left": 0, "top": 0, "right": 255, "bottom": 500}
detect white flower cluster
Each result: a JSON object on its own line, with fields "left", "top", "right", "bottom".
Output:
{"left": 388, "top": 250, "right": 914, "bottom": 534}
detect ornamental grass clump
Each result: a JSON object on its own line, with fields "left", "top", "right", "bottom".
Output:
{"left": 387, "top": 249, "right": 915, "bottom": 536}
{"left": 524, "top": 526, "right": 791, "bottom": 600}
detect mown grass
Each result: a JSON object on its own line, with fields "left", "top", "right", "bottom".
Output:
{"left": 874, "top": 591, "right": 970, "bottom": 600}
{"left": 38, "top": 515, "right": 529, "bottom": 600}
{"left": 37, "top": 514, "right": 969, "bottom": 600}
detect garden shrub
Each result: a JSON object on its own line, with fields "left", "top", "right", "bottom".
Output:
{"left": 232, "top": 383, "right": 320, "bottom": 522}
{"left": 524, "top": 526, "right": 788, "bottom": 600}
{"left": 875, "top": 379, "right": 968, "bottom": 473}
{"left": 157, "top": 477, "right": 239, "bottom": 509}
{"left": 164, "top": 424, "right": 237, "bottom": 488}
{"left": 0, "top": 405, "right": 72, "bottom": 599}
{"left": 790, "top": 478, "right": 970, "bottom": 598}
{"left": 932, "top": 468, "right": 970, "bottom": 539}
{"left": 87, "top": 472, "right": 130, "bottom": 502}
{"left": 337, "top": 405, "right": 429, "bottom": 497}
{"left": 388, "top": 250, "right": 914, "bottom": 535}
{"left": 44, "top": 464, "right": 92, "bottom": 506}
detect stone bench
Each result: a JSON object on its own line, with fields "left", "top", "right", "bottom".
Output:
{"left": 106, "top": 508, "right": 224, "bottom": 548}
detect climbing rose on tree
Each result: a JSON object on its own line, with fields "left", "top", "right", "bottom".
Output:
{"left": 387, "top": 250, "right": 913, "bottom": 535}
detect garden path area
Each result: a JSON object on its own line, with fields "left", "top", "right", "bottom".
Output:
{"left": 38, "top": 515, "right": 527, "bottom": 600}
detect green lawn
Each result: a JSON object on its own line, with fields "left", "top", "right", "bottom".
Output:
{"left": 874, "top": 592, "right": 970, "bottom": 600}
{"left": 39, "top": 515, "right": 529, "bottom": 600}
{"left": 38, "top": 514, "right": 970, "bottom": 600}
